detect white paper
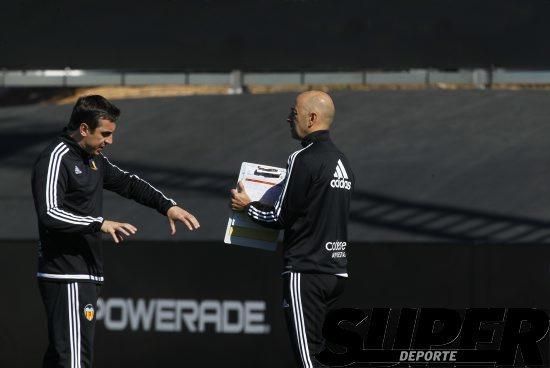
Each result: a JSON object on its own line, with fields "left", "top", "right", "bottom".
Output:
{"left": 224, "top": 162, "right": 286, "bottom": 251}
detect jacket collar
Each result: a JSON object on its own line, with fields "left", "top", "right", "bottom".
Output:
{"left": 60, "top": 130, "right": 93, "bottom": 159}
{"left": 301, "top": 130, "right": 330, "bottom": 147}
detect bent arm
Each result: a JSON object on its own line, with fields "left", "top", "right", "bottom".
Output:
{"left": 247, "top": 152, "right": 311, "bottom": 229}
{"left": 32, "top": 147, "right": 103, "bottom": 234}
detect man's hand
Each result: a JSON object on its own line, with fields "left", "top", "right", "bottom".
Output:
{"left": 101, "top": 220, "right": 137, "bottom": 244}
{"left": 167, "top": 206, "right": 200, "bottom": 234}
{"left": 231, "top": 181, "right": 251, "bottom": 212}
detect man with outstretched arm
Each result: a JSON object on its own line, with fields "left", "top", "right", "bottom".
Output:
{"left": 231, "top": 91, "right": 354, "bottom": 368}
{"left": 31, "top": 95, "right": 200, "bottom": 368}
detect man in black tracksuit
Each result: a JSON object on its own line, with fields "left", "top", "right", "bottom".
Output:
{"left": 231, "top": 91, "right": 353, "bottom": 367}
{"left": 31, "top": 95, "right": 200, "bottom": 368}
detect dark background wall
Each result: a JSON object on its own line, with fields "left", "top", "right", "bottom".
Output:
{"left": 1, "top": 0, "right": 550, "bottom": 70}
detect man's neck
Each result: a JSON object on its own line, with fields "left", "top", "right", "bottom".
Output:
{"left": 67, "top": 131, "right": 88, "bottom": 151}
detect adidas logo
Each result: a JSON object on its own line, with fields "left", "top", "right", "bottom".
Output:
{"left": 330, "top": 159, "right": 351, "bottom": 190}
{"left": 74, "top": 165, "right": 82, "bottom": 175}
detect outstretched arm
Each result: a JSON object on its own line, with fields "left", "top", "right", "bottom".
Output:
{"left": 102, "top": 154, "right": 200, "bottom": 233}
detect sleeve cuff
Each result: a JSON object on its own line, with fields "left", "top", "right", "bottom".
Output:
{"left": 161, "top": 201, "right": 177, "bottom": 216}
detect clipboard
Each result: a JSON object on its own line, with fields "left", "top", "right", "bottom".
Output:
{"left": 224, "top": 162, "right": 286, "bottom": 251}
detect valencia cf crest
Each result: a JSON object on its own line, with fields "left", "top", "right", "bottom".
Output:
{"left": 84, "top": 304, "right": 95, "bottom": 321}
{"left": 89, "top": 159, "right": 98, "bottom": 171}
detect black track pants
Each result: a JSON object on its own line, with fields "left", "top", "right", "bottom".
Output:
{"left": 283, "top": 272, "right": 346, "bottom": 368}
{"left": 38, "top": 280, "right": 101, "bottom": 368}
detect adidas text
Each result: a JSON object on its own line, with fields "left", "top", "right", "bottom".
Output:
{"left": 330, "top": 178, "right": 352, "bottom": 190}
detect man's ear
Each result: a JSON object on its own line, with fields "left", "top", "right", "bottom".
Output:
{"left": 79, "top": 123, "right": 89, "bottom": 137}
{"left": 308, "top": 112, "right": 317, "bottom": 128}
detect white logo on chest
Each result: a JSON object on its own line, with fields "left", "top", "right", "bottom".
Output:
{"left": 74, "top": 165, "right": 82, "bottom": 175}
{"left": 330, "top": 159, "right": 351, "bottom": 190}
{"left": 325, "top": 241, "right": 347, "bottom": 258}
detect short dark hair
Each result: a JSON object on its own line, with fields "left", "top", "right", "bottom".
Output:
{"left": 67, "top": 95, "right": 120, "bottom": 131}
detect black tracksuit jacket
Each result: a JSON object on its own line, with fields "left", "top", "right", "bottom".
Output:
{"left": 31, "top": 133, "right": 176, "bottom": 284}
{"left": 246, "top": 130, "right": 354, "bottom": 276}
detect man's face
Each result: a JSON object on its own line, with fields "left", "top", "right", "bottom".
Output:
{"left": 287, "top": 96, "right": 308, "bottom": 140}
{"left": 81, "top": 118, "right": 116, "bottom": 155}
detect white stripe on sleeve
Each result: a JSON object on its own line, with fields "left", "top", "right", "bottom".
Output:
{"left": 248, "top": 143, "right": 313, "bottom": 222}
{"left": 45, "top": 143, "right": 103, "bottom": 225}
{"left": 102, "top": 154, "right": 176, "bottom": 206}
